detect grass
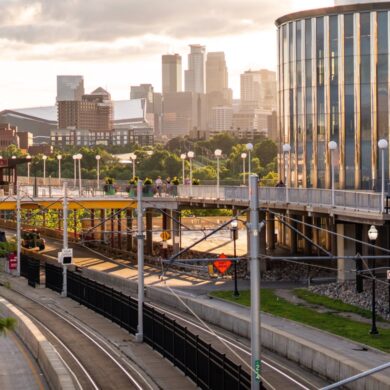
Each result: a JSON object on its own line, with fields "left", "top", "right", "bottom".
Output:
{"left": 210, "top": 289, "right": 390, "bottom": 353}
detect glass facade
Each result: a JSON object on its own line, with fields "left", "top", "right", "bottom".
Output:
{"left": 278, "top": 7, "right": 390, "bottom": 190}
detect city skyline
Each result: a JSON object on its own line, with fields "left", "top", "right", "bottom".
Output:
{"left": 0, "top": 0, "right": 333, "bottom": 109}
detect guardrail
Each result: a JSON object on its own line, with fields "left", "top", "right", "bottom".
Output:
{"left": 43, "top": 264, "right": 251, "bottom": 389}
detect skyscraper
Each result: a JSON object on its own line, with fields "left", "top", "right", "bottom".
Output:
{"left": 206, "top": 52, "right": 228, "bottom": 94}
{"left": 185, "top": 45, "right": 206, "bottom": 94}
{"left": 162, "top": 54, "right": 182, "bottom": 94}
{"left": 57, "top": 75, "right": 84, "bottom": 101}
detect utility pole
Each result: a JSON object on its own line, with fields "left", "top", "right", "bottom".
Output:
{"left": 62, "top": 182, "right": 68, "bottom": 297}
{"left": 135, "top": 179, "right": 144, "bottom": 342}
{"left": 16, "top": 184, "right": 21, "bottom": 276}
{"left": 249, "top": 174, "right": 263, "bottom": 389}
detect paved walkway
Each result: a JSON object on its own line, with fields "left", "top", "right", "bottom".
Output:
{"left": 0, "top": 331, "right": 47, "bottom": 390}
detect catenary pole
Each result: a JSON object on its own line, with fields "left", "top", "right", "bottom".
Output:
{"left": 136, "top": 179, "right": 144, "bottom": 342}
{"left": 249, "top": 174, "right": 263, "bottom": 389}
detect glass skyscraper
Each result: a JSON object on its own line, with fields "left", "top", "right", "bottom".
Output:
{"left": 276, "top": 2, "right": 390, "bottom": 190}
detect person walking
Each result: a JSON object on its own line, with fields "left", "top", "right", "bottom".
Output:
{"left": 155, "top": 176, "right": 163, "bottom": 196}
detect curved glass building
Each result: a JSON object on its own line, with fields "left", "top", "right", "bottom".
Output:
{"left": 276, "top": 1, "right": 390, "bottom": 189}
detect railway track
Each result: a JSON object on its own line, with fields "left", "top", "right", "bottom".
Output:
{"left": 0, "top": 286, "right": 155, "bottom": 390}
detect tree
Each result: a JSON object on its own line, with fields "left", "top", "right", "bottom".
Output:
{"left": 254, "top": 139, "right": 278, "bottom": 166}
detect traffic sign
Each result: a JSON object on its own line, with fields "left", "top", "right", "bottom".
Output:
{"left": 214, "top": 253, "right": 232, "bottom": 274}
{"left": 58, "top": 248, "right": 73, "bottom": 265}
{"left": 387, "top": 270, "right": 390, "bottom": 280}
{"left": 8, "top": 253, "right": 17, "bottom": 270}
{"left": 160, "top": 231, "right": 171, "bottom": 241}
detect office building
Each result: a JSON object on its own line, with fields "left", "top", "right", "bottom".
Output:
{"left": 162, "top": 54, "right": 182, "bottom": 94}
{"left": 206, "top": 52, "right": 228, "bottom": 94}
{"left": 276, "top": 1, "right": 390, "bottom": 189}
{"left": 211, "top": 106, "right": 233, "bottom": 132}
{"left": 185, "top": 45, "right": 206, "bottom": 93}
{"left": 57, "top": 75, "right": 84, "bottom": 101}
{"left": 0, "top": 124, "right": 19, "bottom": 150}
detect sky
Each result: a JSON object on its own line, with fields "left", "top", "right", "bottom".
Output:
{"left": 0, "top": 0, "right": 335, "bottom": 109}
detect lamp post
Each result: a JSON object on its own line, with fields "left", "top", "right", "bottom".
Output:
{"left": 231, "top": 219, "right": 239, "bottom": 297}
{"left": 57, "top": 154, "right": 62, "bottom": 185}
{"left": 42, "top": 155, "right": 47, "bottom": 186}
{"left": 368, "top": 225, "right": 379, "bottom": 335}
{"left": 180, "top": 153, "right": 186, "bottom": 184}
{"left": 246, "top": 143, "right": 253, "bottom": 176}
{"left": 187, "top": 151, "right": 194, "bottom": 196}
{"left": 26, "top": 155, "right": 31, "bottom": 186}
{"left": 378, "top": 139, "right": 388, "bottom": 212}
{"left": 241, "top": 152, "right": 247, "bottom": 185}
{"left": 96, "top": 155, "right": 101, "bottom": 190}
{"left": 282, "top": 143, "right": 291, "bottom": 203}
{"left": 76, "top": 153, "right": 82, "bottom": 194}
{"left": 328, "top": 141, "right": 338, "bottom": 207}
{"left": 215, "top": 149, "right": 222, "bottom": 198}
{"left": 72, "top": 155, "right": 77, "bottom": 187}
{"left": 129, "top": 153, "right": 137, "bottom": 178}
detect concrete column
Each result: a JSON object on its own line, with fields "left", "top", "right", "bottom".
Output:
{"left": 145, "top": 209, "right": 153, "bottom": 255}
{"left": 90, "top": 209, "right": 95, "bottom": 241}
{"left": 337, "top": 224, "right": 356, "bottom": 282}
{"left": 172, "top": 210, "right": 180, "bottom": 254}
{"left": 117, "top": 209, "right": 122, "bottom": 250}
{"left": 100, "top": 209, "right": 105, "bottom": 244}
{"left": 329, "top": 219, "right": 337, "bottom": 257}
{"left": 162, "top": 210, "right": 168, "bottom": 231}
{"left": 110, "top": 209, "right": 115, "bottom": 248}
{"left": 312, "top": 217, "right": 320, "bottom": 255}
{"left": 266, "top": 211, "right": 275, "bottom": 251}
{"left": 126, "top": 209, "right": 133, "bottom": 252}
{"left": 355, "top": 224, "right": 363, "bottom": 292}
{"left": 303, "top": 215, "right": 312, "bottom": 255}
{"left": 290, "top": 215, "right": 298, "bottom": 255}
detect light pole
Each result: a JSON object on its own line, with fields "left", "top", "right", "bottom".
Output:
{"left": 57, "top": 154, "right": 62, "bottom": 185}
{"left": 215, "top": 149, "right": 222, "bottom": 198}
{"left": 328, "top": 141, "right": 337, "bottom": 207}
{"left": 241, "top": 152, "right": 247, "bottom": 185}
{"left": 76, "top": 153, "right": 82, "bottom": 194}
{"left": 187, "top": 151, "right": 194, "bottom": 196}
{"left": 26, "top": 155, "right": 31, "bottom": 186}
{"left": 96, "top": 155, "right": 101, "bottom": 190}
{"left": 73, "top": 155, "right": 77, "bottom": 187}
{"left": 282, "top": 143, "right": 291, "bottom": 203}
{"left": 368, "top": 225, "right": 379, "bottom": 335}
{"left": 246, "top": 143, "right": 253, "bottom": 176}
{"left": 180, "top": 153, "right": 186, "bottom": 184}
{"left": 42, "top": 154, "right": 47, "bottom": 185}
{"left": 378, "top": 139, "right": 388, "bottom": 212}
{"left": 136, "top": 179, "right": 144, "bottom": 342}
{"left": 129, "top": 153, "right": 137, "bottom": 178}
{"left": 231, "top": 219, "right": 239, "bottom": 297}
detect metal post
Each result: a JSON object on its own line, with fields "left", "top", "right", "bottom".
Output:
{"left": 136, "top": 179, "right": 144, "bottom": 342}
{"left": 62, "top": 182, "right": 68, "bottom": 297}
{"left": 27, "top": 162, "right": 30, "bottom": 186}
{"left": 331, "top": 150, "right": 335, "bottom": 207}
{"left": 248, "top": 150, "right": 252, "bottom": 177}
{"left": 97, "top": 158, "right": 100, "bottom": 190}
{"left": 182, "top": 158, "right": 185, "bottom": 184}
{"left": 190, "top": 158, "right": 193, "bottom": 196}
{"left": 381, "top": 148, "right": 385, "bottom": 212}
{"left": 73, "top": 158, "right": 76, "bottom": 188}
{"left": 233, "top": 227, "right": 239, "bottom": 297}
{"left": 16, "top": 184, "right": 21, "bottom": 276}
{"left": 249, "top": 175, "right": 262, "bottom": 389}
{"left": 132, "top": 159, "right": 136, "bottom": 179}
{"left": 243, "top": 157, "right": 246, "bottom": 185}
{"left": 285, "top": 152, "right": 289, "bottom": 203}
{"left": 370, "top": 239, "right": 378, "bottom": 335}
{"left": 78, "top": 159, "right": 82, "bottom": 195}
{"left": 217, "top": 156, "right": 220, "bottom": 199}
{"left": 58, "top": 159, "right": 61, "bottom": 184}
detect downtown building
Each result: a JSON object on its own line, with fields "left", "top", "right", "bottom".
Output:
{"left": 277, "top": 0, "right": 390, "bottom": 189}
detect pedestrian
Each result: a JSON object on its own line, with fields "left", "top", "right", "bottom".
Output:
{"left": 155, "top": 176, "right": 163, "bottom": 196}
{"left": 165, "top": 177, "right": 171, "bottom": 196}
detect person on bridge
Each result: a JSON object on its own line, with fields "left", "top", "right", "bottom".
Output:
{"left": 155, "top": 176, "right": 163, "bottom": 196}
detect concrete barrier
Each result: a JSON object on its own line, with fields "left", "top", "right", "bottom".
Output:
{"left": 0, "top": 296, "right": 75, "bottom": 390}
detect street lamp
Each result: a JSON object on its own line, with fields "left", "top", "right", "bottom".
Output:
{"left": 76, "top": 153, "right": 82, "bottom": 194}
{"left": 231, "top": 219, "right": 239, "bottom": 297}
{"left": 95, "top": 155, "right": 101, "bottom": 190}
{"left": 42, "top": 155, "right": 47, "bottom": 185}
{"left": 72, "top": 155, "right": 77, "bottom": 187}
{"left": 246, "top": 143, "right": 253, "bottom": 176}
{"left": 57, "top": 155, "right": 62, "bottom": 185}
{"left": 187, "top": 151, "right": 194, "bottom": 196}
{"left": 368, "top": 225, "right": 379, "bottom": 335}
{"left": 26, "top": 155, "right": 31, "bottom": 185}
{"left": 328, "top": 141, "right": 338, "bottom": 207}
{"left": 215, "top": 149, "right": 222, "bottom": 198}
{"left": 241, "top": 152, "right": 247, "bottom": 185}
{"left": 378, "top": 139, "right": 388, "bottom": 212}
{"left": 146, "top": 150, "right": 153, "bottom": 156}
{"left": 282, "top": 143, "right": 291, "bottom": 203}
{"left": 180, "top": 153, "right": 186, "bottom": 184}
{"left": 129, "top": 153, "right": 137, "bottom": 178}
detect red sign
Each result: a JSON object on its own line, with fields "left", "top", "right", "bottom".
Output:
{"left": 214, "top": 253, "right": 232, "bottom": 274}
{"left": 8, "top": 253, "right": 17, "bottom": 270}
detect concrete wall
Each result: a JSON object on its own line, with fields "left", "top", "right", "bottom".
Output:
{"left": 0, "top": 296, "right": 75, "bottom": 390}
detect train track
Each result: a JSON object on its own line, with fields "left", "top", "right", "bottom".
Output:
{"left": 0, "top": 285, "right": 156, "bottom": 390}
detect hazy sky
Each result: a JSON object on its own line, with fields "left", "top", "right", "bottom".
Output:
{"left": 0, "top": 0, "right": 334, "bottom": 109}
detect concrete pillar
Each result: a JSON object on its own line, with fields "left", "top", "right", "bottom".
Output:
{"left": 290, "top": 215, "right": 298, "bottom": 255}
{"left": 117, "top": 209, "right": 122, "bottom": 250}
{"left": 90, "top": 209, "right": 95, "bottom": 241}
{"left": 266, "top": 211, "right": 275, "bottom": 251}
{"left": 100, "top": 209, "right": 105, "bottom": 244}
{"left": 172, "top": 210, "right": 180, "bottom": 254}
{"left": 302, "top": 215, "right": 312, "bottom": 255}
{"left": 145, "top": 209, "right": 153, "bottom": 255}
{"left": 337, "top": 224, "right": 356, "bottom": 282}
{"left": 329, "top": 219, "right": 337, "bottom": 257}
{"left": 110, "top": 209, "right": 115, "bottom": 248}
{"left": 73, "top": 211, "right": 77, "bottom": 240}
{"left": 126, "top": 209, "right": 133, "bottom": 252}
{"left": 259, "top": 210, "right": 267, "bottom": 272}
{"left": 312, "top": 217, "right": 320, "bottom": 255}
{"left": 355, "top": 224, "right": 363, "bottom": 292}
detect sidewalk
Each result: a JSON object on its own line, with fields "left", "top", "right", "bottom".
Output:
{"left": 0, "top": 274, "right": 196, "bottom": 390}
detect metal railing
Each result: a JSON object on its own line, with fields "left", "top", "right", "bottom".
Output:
{"left": 43, "top": 264, "right": 250, "bottom": 389}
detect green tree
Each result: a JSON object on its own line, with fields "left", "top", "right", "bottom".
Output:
{"left": 254, "top": 139, "right": 278, "bottom": 166}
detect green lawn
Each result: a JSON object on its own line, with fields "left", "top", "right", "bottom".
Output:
{"left": 210, "top": 289, "right": 390, "bottom": 353}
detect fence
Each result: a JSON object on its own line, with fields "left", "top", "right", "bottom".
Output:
{"left": 44, "top": 264, "right": 250, "bottom": 389}
{"left": 21, "top": 254, "right": 40, "bottom": 287}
